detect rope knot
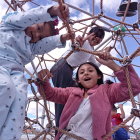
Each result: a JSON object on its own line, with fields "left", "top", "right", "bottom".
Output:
{"left": 121, "top": 55, "right": 132, "bottom": 65}
{"left": 45, "top": 121, "right": 53, "bottom": 132}
{"left": 133, "top": 23, "right": 139, "bottom": 31}
{"left": 131, "top": 108, "right": 140, "bottom": 117}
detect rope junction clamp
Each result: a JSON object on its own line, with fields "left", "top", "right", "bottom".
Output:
{"left": 131, "top": 108, "right": 140, "bottom": 117}
{"left": 121, "top": 55, "right": 132, "bottom": 66}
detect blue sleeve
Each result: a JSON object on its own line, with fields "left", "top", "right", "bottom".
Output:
{"left": 30, "top": 34, "right": 65, "bottom": 55}
{"left": 1, "top": 6, "right": 57, "bottom": 30}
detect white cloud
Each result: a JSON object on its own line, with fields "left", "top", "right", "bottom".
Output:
{"left": 0, "top": 1, "right": 31, "bottom": 22}
{"left": 94, "top": 0, "right": 121, "bottom": 12}
{"left": 67, "top": 0, "right": 86, "bottom": 7}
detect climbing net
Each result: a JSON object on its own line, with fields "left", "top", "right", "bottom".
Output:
{"left": 1, "top": 0, "right": 140, "bottom": 139}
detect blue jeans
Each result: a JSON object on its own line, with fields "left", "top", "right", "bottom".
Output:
{"left": 112, "top": 128, "right": 130, "bottom": 140}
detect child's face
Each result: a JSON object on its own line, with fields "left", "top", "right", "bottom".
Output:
{"left": 25, "top": 22, "right": 51, "bottom": 43}
{"left": 77, "top": 64, "right": 101, "bottom": 89}
{"left": 88, "top": 33, "right": 103, "bottom": 46}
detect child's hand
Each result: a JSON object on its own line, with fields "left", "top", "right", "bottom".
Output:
{"left": 76, "top": 35, "right": 84, "bottom": 47}
{"left": 96, "top": 51, "right": 112, "bottom": 65}
{"left": 85, "top": 33, "right": 102, "bottom": 46}
{"left": 37, "top": 69, "right": 52, "bottom": 82}
{"left": 86, "top": 33, "right": 96, "bottom": 45}
{"left": 102, "top": 46, "right": 113, "bottom": 52}
{"left": 118, "top": 104, "right": 123, "bottom": 109}
{"left": 36, "top": 69, "right": 52, "bottom": 98}
{"left": 96, "top": 51, "right": 121, "bottom": 72}
{"left": 61, "top": 32, "right": 75, "bottom": 44}
{"left": 48, "top": 4, "right": 69, "bottom": 20}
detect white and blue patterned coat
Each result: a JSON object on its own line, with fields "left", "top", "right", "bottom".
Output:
{"left": 0, "top": 6, "right": 64, "bottom": 140}
{"left": 0, "top": 6, "right": 64, "bottom": 67}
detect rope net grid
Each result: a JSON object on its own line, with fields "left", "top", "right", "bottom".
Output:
{"left": 1, "top": 0, "right": 140, "bottom": 139}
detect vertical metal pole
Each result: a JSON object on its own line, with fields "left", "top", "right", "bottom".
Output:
{"left": 92, "top": 0, "right": 95, "bottom": 15}
{"left": 41, "top": 107, "right": 45, "bottom": 127}
{"left": 138, "top": 0, "right": 140, "bottom": 24}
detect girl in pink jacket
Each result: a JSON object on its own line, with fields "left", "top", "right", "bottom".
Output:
{"left": 37, "top": 53, "right": 140, "bottom": 140}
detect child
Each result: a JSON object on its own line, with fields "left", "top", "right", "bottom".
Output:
{"left": 116, "top": 0, "right": 138, "bottom": 17}
{"left": 50, "top": 27, "right": 105, "bottom": 132}
{"left": 111, "top": 104, "right": 130, "bottom": 140}
{"left": 0, "top": 3, "right": 71, "bottom": 140}
{"left": 111, "top": 104, "right": 125, "bottom": 126}
{"left": 37, "top": 52, "right": 140, "bottom": 140}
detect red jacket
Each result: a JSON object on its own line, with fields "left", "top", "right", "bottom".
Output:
{"left": 39, "top": 65, "right": 140, "bottom": 140}
{"left": 112, "top": 113, "right": 123, "bottom": 126}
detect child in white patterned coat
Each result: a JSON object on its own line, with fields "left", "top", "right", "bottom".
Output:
{"left": 0, "top": 3, "right": 71, "bottom": 140}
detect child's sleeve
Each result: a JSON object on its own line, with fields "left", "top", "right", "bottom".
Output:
{"left": 2, "top": 6, "right": 57, "bottom": 29}
{"left": 30, "top": 34, "right": 65, "bottom": 55}
{"left": 37, "top": 80, "right": 72, "bottom": 104}
{"left": 107, "top": 65, "right": 140, "bottom": 103}
{"left": 66, "top": 41, "right": 100, "bottom": 67}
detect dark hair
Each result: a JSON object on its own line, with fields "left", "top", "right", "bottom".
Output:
{"left": 89, "top": 27, "right": 105, "bottom": 39}
{"left": 105, "top": 79, "right": 114, "bottom": 84}
{"left": 75, "top": 62, "right": 103, "bottom": 89}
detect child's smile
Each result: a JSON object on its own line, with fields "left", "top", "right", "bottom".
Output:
{"left": 25, "top": 22, "right": 51, "bottom": 43}
{"left": 78, "top": 64, "right": 101, "bottom": 89}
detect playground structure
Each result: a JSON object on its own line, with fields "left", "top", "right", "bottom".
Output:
{"left": 1, "top": 0, "right": 140, "bottom": 139}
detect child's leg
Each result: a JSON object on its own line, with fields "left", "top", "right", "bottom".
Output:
{"left": 0, "top": 69, "right": 28, "bottom": 140}
{"left": 114, "top": 127, "right": 130, "bottom": 140}
{"left": 0, "top": 67, "right": 16, "bottom": 132}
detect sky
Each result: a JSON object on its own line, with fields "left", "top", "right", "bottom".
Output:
{"left": 0, "top": 0, "right": 140, "bottom": 137}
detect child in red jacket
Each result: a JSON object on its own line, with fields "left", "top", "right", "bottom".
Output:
{"left": 111, "top": 104, "right": 130, "bottom": 140}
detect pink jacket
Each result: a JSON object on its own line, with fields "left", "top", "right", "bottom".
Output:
{"left": 40, "top": 65, "right": 140, "bottom": 140}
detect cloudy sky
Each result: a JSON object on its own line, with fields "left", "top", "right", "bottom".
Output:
{"left": 0, "top": 0, "right": 139, "bottom": 136}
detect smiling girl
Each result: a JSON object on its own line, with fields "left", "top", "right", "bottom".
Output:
{"left": 37, "top": 52, "right": 140, "bottom": 140}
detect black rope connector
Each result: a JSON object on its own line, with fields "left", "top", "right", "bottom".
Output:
{"left": 69, "top": 19, "right": 74, "bottom": 25}
{"left": 121, "top": 55, "right": 132, "bottom": 66}
{"left": 131, "top": 108, "right": 140, "bottom": 117}
{"left": 133, "top": 23, "right": 139, "bottom": 30}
